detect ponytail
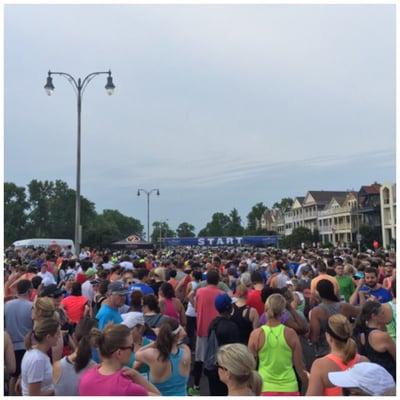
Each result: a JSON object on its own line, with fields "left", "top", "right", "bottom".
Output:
{"left": 327, "top": 314, "right": 356, "bottom": 364}
{"left": 342, "top": 337, "right": 357, "bottom": 364}
{"left": 74, "top": 317, "right": 98, "bottom": 372}
{"left": 90, "top": 327, "right": 105, "bottom": 353}
{"left": 249, "top": 370, "right": 263, "bottom": 396}
{"left": 24, "top": 331, "right": 34, "bottom": 350}
{"left": 74, "top": 336, "right": 92, "bottom": 372}
{"left": 155, "top": 319, "right": 179, "bottom": 362}
{"left": 354, "top": 301, "right": 381, "bottom": 335}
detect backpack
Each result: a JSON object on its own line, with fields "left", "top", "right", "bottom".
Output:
{"left": 231, "top": 304, "right": 253, "bottom": 345}
{"left": 204, "top": 319, "right": 221, "bottom": 371}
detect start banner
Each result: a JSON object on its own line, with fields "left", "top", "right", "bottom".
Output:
{"left": 163, "top": 236, "right": 279, "bottom": 247}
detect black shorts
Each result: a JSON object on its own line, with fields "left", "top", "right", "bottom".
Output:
{"left": 12, "top": 349, "right": 26, "bottom": 378}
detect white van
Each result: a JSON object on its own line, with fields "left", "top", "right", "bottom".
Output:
{"left": 12, "top": 238, "right": 76, "bottom": 255}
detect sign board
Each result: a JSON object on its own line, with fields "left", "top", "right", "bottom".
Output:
{"left": 356, "top": 234, "right": 362, "bottom": 242}
{"left": 164, "top": 236, "right": 279, "bottom": 247}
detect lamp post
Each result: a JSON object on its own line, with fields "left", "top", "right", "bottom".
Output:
{"left": 44, "top": 69, "right": 115, "bottom": 255}
{"left": 137, "top": 188, "right": 160, "bottom": 242}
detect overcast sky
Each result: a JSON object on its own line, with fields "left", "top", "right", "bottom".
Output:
{"left": 4, "top": 4, "right": 396, "bottom": 236}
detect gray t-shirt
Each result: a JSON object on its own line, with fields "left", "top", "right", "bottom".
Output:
{"left": 276, "top": 273, "right": 289, "bottom": 289}
{"left": 5, "top": 298, "right": 33, "bottom": 350}
{"left": 21, "top": 349, "right": 54, "bottom": 395}
{"left": 144, "top": 313, "right": 171, "bottom": 328}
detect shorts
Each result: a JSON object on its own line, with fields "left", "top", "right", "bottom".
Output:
{"left": 195, "top": 336, "right": 208, "bottom": 362}
{"left": 12, "top": 349, "right": 26, "bottom": 377}
{"left": 262, "top": 392, "right": 300, "bottom": 396}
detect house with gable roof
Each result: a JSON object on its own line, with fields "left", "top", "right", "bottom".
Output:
{"left": 282, "top": 196, "right": 304, "bottom": 235}
{"left": 302, "top": 190, "right": 349, "bottom": 233}
{"left": 318, "top": 191, "right": 360, "bottom": 245}
{"left": 358, "top": 183, "right": 382, "bottom": 230}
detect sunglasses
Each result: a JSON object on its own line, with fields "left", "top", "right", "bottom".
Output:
{"left": 215, "top": 362, "right": 227, "bottom": 371}
{"left": 118, "top": 344, "right": 134, "bottom": 352}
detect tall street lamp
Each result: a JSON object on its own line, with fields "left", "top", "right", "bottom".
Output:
{"left": 137, "top": 188, "right": 160, "bottom": 242}
{"left": 44, "top": 69, "right": 115, "bottom": 254}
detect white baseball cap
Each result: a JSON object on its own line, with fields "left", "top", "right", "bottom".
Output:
{"left": 328, "top": 362, "right": 395, "bottom": 396}
{"left": 121, "top": 312, "right": 145, "bottom": 329}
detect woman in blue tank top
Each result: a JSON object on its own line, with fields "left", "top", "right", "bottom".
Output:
{"left": 136, "top": 318, "right": 190, "bottom": 396}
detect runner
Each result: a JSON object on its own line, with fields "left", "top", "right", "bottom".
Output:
{"left": 78, "top": 323, "right": 159, "bottom": 396}
{"left": 136, "top": 319, "right": 191, "bottom": 396}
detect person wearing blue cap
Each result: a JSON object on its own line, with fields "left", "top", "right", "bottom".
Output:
{"left": 95, "top": 281, "right": 128, "bottom": 330}
{"left": 204, "top": 293, "right": 240, "bottom": 396}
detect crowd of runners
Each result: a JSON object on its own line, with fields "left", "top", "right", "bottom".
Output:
{"left": 3, "top": 243, "right": 397, "bottom": 396}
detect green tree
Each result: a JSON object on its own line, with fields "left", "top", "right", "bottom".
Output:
{"left": 84, "top": 214, "right": 120, "bottom": 249}
{"left": 280, "top": 227, "right": 314, "bottom": 249}
{"left": 273, "top": 197, "right": 293, "bottom": 211}
{"left": 359, "top": 225, "right": 381, "bottom": 250}
{"left": 176, "top": 222, "right": 196, "bottom": 238}
{"left": 26, "top": 179, "right": 97, "bottom": 240}
{"left": 26, "top": 179, "right": 54, "bottom": 237}
{"left": 4, "top": 179, "right": 144, "bottom": 249}
{"left": 102, "top": 209, "right": 143, "bottom": 238}
{"left": 246, "top": 202, "right": 268, "bottom": 235}
{"left": 225, "top": 208, "right": 245, "bottom": 236}
{"left": 4, "top": 182, "right": 29, "bottom": 246}
{"left": 151, "top": 221, "right": 176, "bottom": 244}
{"left": 198, "top": 212, "right": 231, "bottom": 236}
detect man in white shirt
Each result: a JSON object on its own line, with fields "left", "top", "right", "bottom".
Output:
{"left": 37, "top": 264, "right": 56, "bottom": 286}
{"left": 119, "top": 256, "right": 133, "bottom": 271}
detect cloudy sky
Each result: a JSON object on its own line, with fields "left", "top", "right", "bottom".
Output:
{"left": 4, "top": 4, "right": 396, "bottom": 235}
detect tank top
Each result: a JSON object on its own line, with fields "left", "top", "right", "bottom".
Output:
{"left": 386, "top": 301, "right": 396, "bottom": 340}
{"left": 315, "top": 302, "right": 341, "bottom": 357}
{"left": 258, "top": 324, "right": 298, "bottom": 393}
{"left": 163, "top": 298, "right": 180, "bottom": 321}
{"left": 150, "top": 347, "right": 188, "bottom": 396}
{"left": 361, "top": 327, "right": 396, "bottom": 380}
{"left": 185, "top": 282, "right": 198, "bottom": 317}
{"left": 54, "top": 356, "right": 95, "bottom": 396}
{"left": 295, "top": 291, "right": 305, "bottom": 313}
{"left": 231, "top": 303, "right": 253, "bottom": 345}
{"left": 323, "top": 353, "right": 360, "bottom": 396}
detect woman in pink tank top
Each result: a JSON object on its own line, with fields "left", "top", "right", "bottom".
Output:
{"left": 307, "top": 314, "right": 368, "bottom": 396}
{"left": 159, "top": 282, "right": 186, "bottom": 327}
{"left": 78, "top": 323, "right": 160, "bottom": 396}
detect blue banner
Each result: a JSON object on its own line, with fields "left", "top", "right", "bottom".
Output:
{"left": 164, "top": 236, "right": 279, "bottom": 247}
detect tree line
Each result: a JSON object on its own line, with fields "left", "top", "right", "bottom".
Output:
{"left": 5, "top": 180, "right": 380, "bottom": 249}
{"left": 5, "top": 180, "right": 288, "bottom": 248}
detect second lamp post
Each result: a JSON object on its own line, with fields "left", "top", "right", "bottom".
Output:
{"left": 137, "top": 188, "right": 160, "bottom": 242}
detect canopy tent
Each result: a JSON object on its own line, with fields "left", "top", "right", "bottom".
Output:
{"left": 111, "top": 234, "right": 154, "bottom": 249}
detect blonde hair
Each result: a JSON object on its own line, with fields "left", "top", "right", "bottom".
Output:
{"left": 25, "top": 317, "right": 60, "bottom": 350}
{"left": 235, "top": 284, "right": 248, "bottom": 298}
{"left": 33, "top": 297, "right": 59, "bottom": 321}
{"left": 265, "top": 293, "right": 286, "bottom": 319}
{"left": 217, "top": 343, "right": 262, "bottom": 395}
{"left": 327, "top": 314, "right": 357, "bottom": 364}
{"left": 344, "top": 264, "right": 356, "bottom": 275}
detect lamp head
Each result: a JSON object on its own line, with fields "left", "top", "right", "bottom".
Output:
{"left": 44, "top": 71, "right": 55, "bottom": 96}
{"left": 105, "top": 71, "right": 115, "bottom": 95}
{"left": 137, "top": 190, "right": 140, "bottom": 196}
{"left": 156, "top": 189, "right": 160, "bottom": 196}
